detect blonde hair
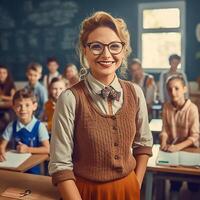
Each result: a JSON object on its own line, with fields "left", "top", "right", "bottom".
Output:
{"left": 78, "top": 11, "right": 131, "bottom": 75}
{"left": 63, "top": 63, "right": 78, "bottom": 76}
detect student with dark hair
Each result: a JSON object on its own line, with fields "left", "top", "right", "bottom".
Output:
{"left": 0, "top": 89, "right": 49, "bottom": 174}
{"left": 43, "top": 57, "right": 61, "bottom": 90}
{"left": 0, "top": 65, "right": 16, "bottom": 133}
{"left": 159, "top": 54, "right": 188, "bottom": 103}
{"left": 128, "top": 58, "right": 157, "bottom": 111}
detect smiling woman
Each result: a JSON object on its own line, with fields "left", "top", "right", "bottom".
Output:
{"left": 49, "top": 11, "right": 153, "bottom": 200}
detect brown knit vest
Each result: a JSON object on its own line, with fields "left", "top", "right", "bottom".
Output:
{"left": 70, "top": 79, "right": 138, "bottom": 182}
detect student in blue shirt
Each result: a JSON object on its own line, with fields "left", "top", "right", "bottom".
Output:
{"left": 25, "top": 62, "right": 48, "bottom": 118}
{"left": 0, "top": 89, "right": 49, "bottom": 174}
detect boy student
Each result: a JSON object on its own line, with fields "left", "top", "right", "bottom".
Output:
{"left": 129, "top": 58, "right": 157, "bottom": 111}
{"left": 159, "top": 54, "right": 189, "bottom": 103}
{"left": 0, "top": 89, "right": 49, "bottom": 174}
{"left": 43, "top": 57, "right": 61, "bottom": 90}
{"left": 25, "top": 62, "right": 48, "bottom": 118}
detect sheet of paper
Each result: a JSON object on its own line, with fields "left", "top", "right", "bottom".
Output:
{"left": 0, "top": 150, "right": 31, "bottom": 168}
{"left": 156, "top": 150, "right": 179, "bottom": 166}
{"left": 179, "top": 151, "right": 200, "bottom": 166}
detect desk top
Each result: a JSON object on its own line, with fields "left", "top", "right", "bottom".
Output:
{"left": 0, "top": 154, "right": 49, "bottom": 172}
{"left": 149, "top": 119, "right": 162, "bottom": 132}
{"left": 147, "top": 145, "right": 200, "bottom": 176}
{"left": 0, "top": 170, "right": 59, "bottom": 200}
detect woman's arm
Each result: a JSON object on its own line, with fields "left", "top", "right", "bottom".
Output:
{"left": 132, "top": 84, "right": 153, "bottom": 187}
{"left": 49, "top": 90, "right": 81, "bottom": 198}
{"left": 134, "top": 154, "right": 149, "bottom": 188}
{"left": 58, "top": 180, "right": 82, "bottom": 200}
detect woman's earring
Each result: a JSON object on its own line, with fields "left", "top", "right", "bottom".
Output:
{"left": 79, "top": 67, "right": 88, "bottom": 80}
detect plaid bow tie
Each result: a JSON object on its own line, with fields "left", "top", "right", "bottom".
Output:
{"left": 100, "top": 86, "right": 121, "bottom": 101}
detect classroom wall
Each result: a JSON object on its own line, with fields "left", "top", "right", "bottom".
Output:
{"left": 0, "top": 0, "right": 200, "bottom": 81}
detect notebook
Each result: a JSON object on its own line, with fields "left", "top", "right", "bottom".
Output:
{"left": 156, "top": 150, "right": 200, "bottom": 167}
{"left": 0, "top": 150, "right": 31, "bottom": 168}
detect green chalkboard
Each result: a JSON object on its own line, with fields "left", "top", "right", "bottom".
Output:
{"left": 0, "top": 0, "right": 81, "bottom": 80}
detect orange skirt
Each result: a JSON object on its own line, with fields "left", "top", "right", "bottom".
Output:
{"left": 75, "top": 171, "right": 140, "bottom": 200}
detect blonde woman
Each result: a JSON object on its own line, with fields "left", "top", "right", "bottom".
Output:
{"left": 49, "top": 11, "right": 152, "bottom": 200}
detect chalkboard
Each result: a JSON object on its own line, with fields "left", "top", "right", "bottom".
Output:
{"left": 0, "top": 0, "right": 80, "bottom": 80}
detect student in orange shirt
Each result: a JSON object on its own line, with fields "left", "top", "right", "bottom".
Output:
{"left": 43, "top": 77, "right": 66, "bottom": 132}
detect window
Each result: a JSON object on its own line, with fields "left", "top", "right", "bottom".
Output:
{"left": 138, "top": 1, "right": 185, "bottom": 71}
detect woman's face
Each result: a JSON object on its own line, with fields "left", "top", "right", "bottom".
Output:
{"left": 0, "top": 68, "right": 8, "bottom": 83}
{"left": 84, "top": 26, "right": 125, "bottom": 83}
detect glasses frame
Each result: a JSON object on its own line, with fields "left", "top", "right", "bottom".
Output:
{"left": 86, "top": 41, "right": 125, "bottom": 55}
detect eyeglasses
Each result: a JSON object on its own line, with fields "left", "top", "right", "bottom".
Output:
{"left": 86, "top": 41, "right": 125, "bottom": 55}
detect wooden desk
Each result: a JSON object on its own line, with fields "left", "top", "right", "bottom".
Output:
{"left": 145, "top": 145, "right": 200, "bottom": 200}
{"left": 0, "top": 154, "right": 49, "bottom": 172}
{"left": 0, "top": 170, "right": 59, "bottom": 199}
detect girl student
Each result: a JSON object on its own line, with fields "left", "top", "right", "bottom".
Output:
{"left": 0, "top": 65, "right": 16, "bottom": 133}
{"left": 43, "top": 77, "right": 66, "bottom": 132}
{"left": 49, "top": 11, "right": 153, "bottom": 200}
{"left": 62, "top": 63, "right": 79, "bottom": 88}
{"left": 160, "top": 74, "right": 199, "bottom": 195}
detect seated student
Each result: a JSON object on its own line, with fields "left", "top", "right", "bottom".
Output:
{"left": 43, "top": 57, "right": 61, "bottom": 90}
{"left": 62, "top": 63, "right": 79, "bottom": 88}
{"left": 159, "top": 54, "right": 189, "bottom": 103}
{"left": 43, "top": 77, "right": 66, "bottom": 133}
{"left": 0, "top": 65, "right": 16, "bottom": 133}
{"left": 0, "top": 89, "right": 49, "bottom": 174}
{"left": 128, "top": 58, "right": 157, "bottom": 111}
{"left": 160, "top": 74, "right": 199, "bottom": 197}
{"left": 24, "top": 62, "right": 48, "bottom": 119}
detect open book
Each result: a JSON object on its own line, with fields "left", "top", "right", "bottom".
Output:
{"left": 156, "top": 150, "right": 200, "bottom": 167}
{"left": 0, "top": 150, "right": 31, "bottom": 169}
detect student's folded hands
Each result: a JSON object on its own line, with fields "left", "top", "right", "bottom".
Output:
{"left": 166, "top": 144, "right": 179, "bottom": 152}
